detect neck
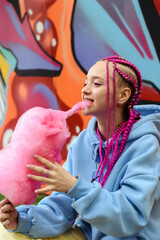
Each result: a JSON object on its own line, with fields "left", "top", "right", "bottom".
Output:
{"left": 96, "top": 112, "right": 125, "bottom": 141}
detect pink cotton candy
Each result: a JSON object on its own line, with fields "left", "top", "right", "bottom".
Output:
{"left": 0, "top": 101, "right": 91, "bottom": 205}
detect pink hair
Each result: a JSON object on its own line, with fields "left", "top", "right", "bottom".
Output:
{"left": 96, "top": 56, "right": 143, "bottom": 187}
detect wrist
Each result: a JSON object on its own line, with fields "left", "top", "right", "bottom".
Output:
{"left": 66, "top": 176, "right": 78, "bottom": 193}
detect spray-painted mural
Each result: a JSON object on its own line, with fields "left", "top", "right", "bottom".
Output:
{"left": 0, "top": 0, "right": 160, "bottom": 161}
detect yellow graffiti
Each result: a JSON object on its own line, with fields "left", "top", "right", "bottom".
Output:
{"left": 0, "top": 52, "right": 10, "bottom": 84}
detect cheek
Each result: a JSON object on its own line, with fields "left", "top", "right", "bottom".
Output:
{"left": 94, "top": 87, "right": 107, "bottom": 96}
{"left": 97, "top": 90, "right": 108, "bottom": 104}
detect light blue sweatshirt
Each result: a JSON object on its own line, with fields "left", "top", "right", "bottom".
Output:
{"left": 14, "top": 104, "right": 160, "bottom": 240}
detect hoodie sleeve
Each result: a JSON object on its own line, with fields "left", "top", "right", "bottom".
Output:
{"left": 14, "top": 192, "right": 77, "bottom": 238}
{"left": 13, "top": 156, "right": 77, "bottom": 238}
{"left": 67, "top": 134, "right": 160, "bottom": 237}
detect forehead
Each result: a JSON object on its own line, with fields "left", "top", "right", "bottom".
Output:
{"left": 87, "top": 60, "right": 113, "bottom": 80}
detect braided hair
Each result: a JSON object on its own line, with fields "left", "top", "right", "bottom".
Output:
{"left": 95, "top": 56, "right": 143, "bottom": 187}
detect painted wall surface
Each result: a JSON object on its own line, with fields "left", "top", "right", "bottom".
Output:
{"left": 0, "top": 0, "right": 160, "bottom": 161}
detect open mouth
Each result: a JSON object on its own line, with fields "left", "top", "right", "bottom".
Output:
{"left": 83, "top": 98, "right": 94, "bottom": 102}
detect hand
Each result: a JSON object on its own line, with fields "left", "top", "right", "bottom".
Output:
{"left": 0, "top": 198, "right": 18, "bottom": 230}
{"left": 27, "top": 155, "right": 78, "bottom": 194}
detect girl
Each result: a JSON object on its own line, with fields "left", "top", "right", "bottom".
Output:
{"left": 0, "top": 56, "right": 160, "bottom": 240}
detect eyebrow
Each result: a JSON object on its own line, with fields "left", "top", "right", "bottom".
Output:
{"left": 85, "top": 76, "right": 105, "bottom": 81}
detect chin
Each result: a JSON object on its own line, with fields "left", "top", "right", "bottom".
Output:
{"left": 82, "top": 109, "right": 90, "bottom": 116}
{"left": 82, "top": 109, "right": 94, "bottom": 117}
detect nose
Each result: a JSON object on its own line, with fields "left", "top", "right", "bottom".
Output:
{"left": 81, "top": 87, "right": 90, "bottom": 99}
{"left": 81, "top": 84, "right": 91, "bottom": 95}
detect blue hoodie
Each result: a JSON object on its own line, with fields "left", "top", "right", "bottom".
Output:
{"left": 14, "top": 104, "right": 160, "bottom": 240}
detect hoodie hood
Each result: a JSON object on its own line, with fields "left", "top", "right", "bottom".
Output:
{"left": 87, "top": 104, "right": 160, "bottom": 147}
{"left": 128, "top": 104, "right": 160, "bottom": 142}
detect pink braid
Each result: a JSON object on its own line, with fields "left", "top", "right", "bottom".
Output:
{"left": 96, "top": 58, "right": 116, "bottom": 182}
{"left": 95, "top": 59, "right": 111, "bottom": 182}
{"left": 96, "top": 56, "right": 142, "bottom": 187}
{"left": 100, "top": 122, "right": 127, "bottom": 186}
{"left": 106, "top": 59, "right": 110, "bottom": 152}
{"left": 111, "top": 63, "right": 116, "bottom": 159}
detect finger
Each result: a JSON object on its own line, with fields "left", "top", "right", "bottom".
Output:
{"left": 0, "top": 213, "right": 9, "bottom": 221}
{"left": 54, "top": 161, "right": 60, "bottom": 166}
{"left": 2, "top": 218, "right": 10, "bottom": 228}
{"left": 27, "top": 164, "right": 48, "bottom": 176}
{"left": 35, "top": 186, "right": 53, "bottom": 194}
{"left": 27, "top": 174, "right": 52, "bottom": 183}
{"left": 1, "top": 204, "right": 14, "bottom": 213}
{"left": 0, "top": 198, "right": 10, "bottom": 208}
{"left": 33, "top": 155, "right": 54, "bottom": 169}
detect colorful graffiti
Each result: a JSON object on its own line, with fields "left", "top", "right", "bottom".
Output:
{"left": 0, "top": 0, "right": 160, "bottom": 160}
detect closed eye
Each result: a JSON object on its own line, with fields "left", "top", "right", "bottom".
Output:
{"left": 94, "top": 78, "right": 104, "bottom": 86}
{"left": 94, "top": 83, "right": 101, "bottom": 86}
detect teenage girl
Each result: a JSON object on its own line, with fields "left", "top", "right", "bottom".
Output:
{"left": 0, "top": 56, "right": 160, "bottom": 240}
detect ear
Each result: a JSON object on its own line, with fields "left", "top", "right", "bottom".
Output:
{"left": 117, "top": 87, "right": 131, "bottom": 105}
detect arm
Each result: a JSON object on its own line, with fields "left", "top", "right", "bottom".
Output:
{"left": 0, "top": 194, "right": 77, "bottom": 239}
{"left": 67, "top": 135, "right": 160, "bottom": 237}
{"left": 15, "top": 192, "right": 77, "bottom": 238}
{"left": 15, "top": 156, "right": 78, "bottom": 238}
{"left": 0, "top": 156, "right": 78, "bottom": 238}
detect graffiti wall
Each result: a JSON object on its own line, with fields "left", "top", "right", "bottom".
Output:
{"left": 0, "top": 0, "right": 160, "bottom": 160}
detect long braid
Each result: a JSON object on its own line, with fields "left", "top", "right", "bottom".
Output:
{"left": 96, "top": 61, "right": 117, "bottom": 182}
{"left": 111, "top": 63, "right": 116, "bottom": 159}
{"left": 95, "top": 60, "right": 111, "bottom": 182}
{"left": 96, "top": 56, "right": 142, "bottom": 187}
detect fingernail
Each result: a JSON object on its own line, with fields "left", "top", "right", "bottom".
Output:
{"left": 33, "top": 154, "right": 38, "bottom": 158}
{"left": 27, "top": 174, "right": 31, "bottom": 177}
{"left": 26, "top": 165, "right": 30, "bottom": 168}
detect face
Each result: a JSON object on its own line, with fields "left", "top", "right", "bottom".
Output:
{"left": 81, "top": 60, "right": 113, "bottom": 119}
